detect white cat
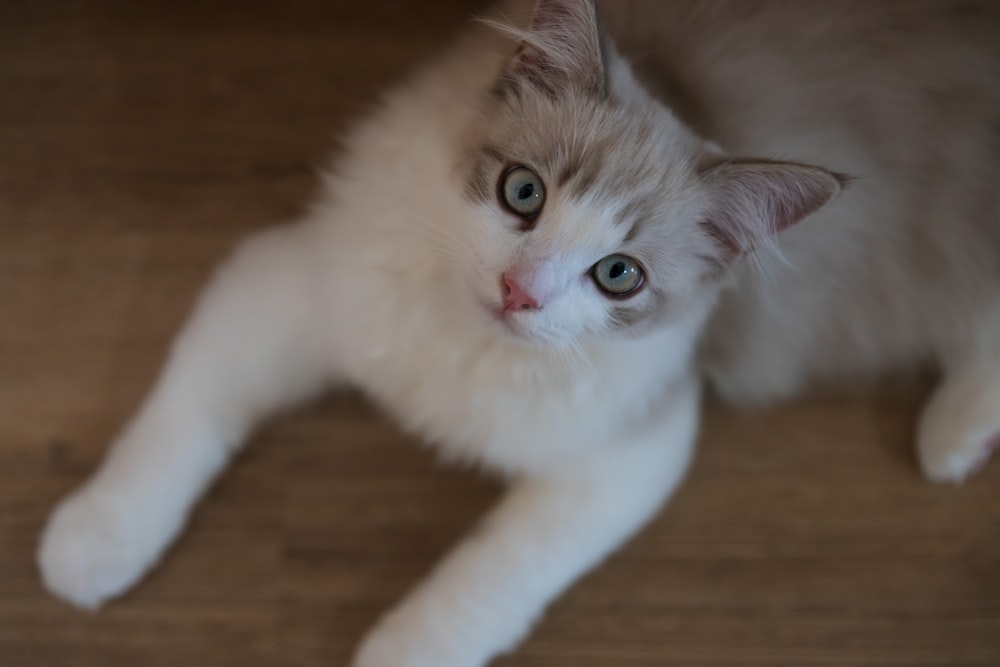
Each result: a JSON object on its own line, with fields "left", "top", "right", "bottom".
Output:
{"left": 38, "top": 1, "right": 1000, "bottom": 665}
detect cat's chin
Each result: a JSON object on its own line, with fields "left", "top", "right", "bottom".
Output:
{"left": 486, "top": 307, "right": 533, "bottom": 340}
{"left": 482, "top": 306, "right": 579, "bottom": 350}
{"left": 480, "top": 302, "right": 550, "bottom": 346}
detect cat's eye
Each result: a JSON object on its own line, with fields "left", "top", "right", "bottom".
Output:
{"left": 500, "top": 166, "right": 545, "bottom": 219}
{"left": 592, "top": 254, "right": 644, "bottom": 297}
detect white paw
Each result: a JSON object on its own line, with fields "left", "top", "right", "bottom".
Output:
{"left": 352, "top": 629, "right": 421, "bottom": 667}
{"left": 352, "top": 624, "right": 448, "bottom": 667}
{"left": 918, "top": 431, "right": 998, "bottom": 484}
{"left": 352, "top": 607, "right": 484, "bottom": 667}
{"left": 918, "top": 371, "right": 1000, "bottom": 485}
{"left": 38, "top": 488, "right": 156, "bottom": 609}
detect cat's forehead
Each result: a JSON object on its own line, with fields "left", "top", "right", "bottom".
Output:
{"left": 462, "top": 90, "right": 681, "bottom": 212}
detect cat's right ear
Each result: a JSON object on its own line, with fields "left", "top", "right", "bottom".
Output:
{"left": 495, "top": 0, "right": 608, "bottom": 98}
{"left": 700, "top": 159, "right": 848, "bottom": 260}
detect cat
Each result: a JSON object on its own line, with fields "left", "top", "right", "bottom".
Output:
{"left": 37, "top": 1, "right": 1000, "bottom": 665}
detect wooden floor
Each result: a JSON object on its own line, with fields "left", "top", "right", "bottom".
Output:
{"left": 2, "top": 2, "right": 998, "bottom": 665}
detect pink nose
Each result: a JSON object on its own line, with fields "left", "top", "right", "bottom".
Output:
{"left": 502, "top": 273, "right": 539, "bottom": 311}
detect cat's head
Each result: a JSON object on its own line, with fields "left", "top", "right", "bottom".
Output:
{"left": 454, "top": 0, "right": 844, "bottom": 347}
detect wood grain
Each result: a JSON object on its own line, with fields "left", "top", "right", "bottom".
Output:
{"left": 1, "top": 2, "right": 997, "bottom": 665}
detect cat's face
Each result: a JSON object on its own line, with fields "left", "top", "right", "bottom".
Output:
{"left": 458, "top": 88, "right": 718, "bottom": 346}
{"left": 450, "top": 0, "right": 844, "bottom": 348}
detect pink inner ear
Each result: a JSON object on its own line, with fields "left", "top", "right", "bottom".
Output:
{"left": 703, "top": 159, "right": 846, "bottom": 257}
{"left": 504, "top": 0, "right": 606, "bottom": 96}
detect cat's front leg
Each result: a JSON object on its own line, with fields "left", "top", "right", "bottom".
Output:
{"left": 352, "top": 380, "right": 700, "bottom": 667}
{"left": 38, "top": 221, "right": 341, "bottom": 609}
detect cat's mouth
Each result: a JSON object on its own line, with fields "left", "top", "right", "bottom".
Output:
{"left": 490, "top": 304, "right": 524, "bottom": 331}
{"left": 483, "top": 304, "right": 572, "bottom": 348}
{"left": 482, "top": 301, "right": 536, "bottom": 340}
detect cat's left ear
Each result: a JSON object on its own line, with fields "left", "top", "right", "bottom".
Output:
{"left": 501, "top": 0, "right": 608, "bottom": 98}
{"left": 700, "top": 159, "right": 849, "bottom": 259}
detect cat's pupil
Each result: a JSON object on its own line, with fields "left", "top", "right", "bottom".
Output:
{"left": 609, "top": 262, "right": 626, "bottom": 279}
{"left": 518, "top": 183, "right": 534, "bottom": 200}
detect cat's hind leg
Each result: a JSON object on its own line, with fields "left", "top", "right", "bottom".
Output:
{"left": 39, "top": 221, "right": 339, "bottom": 608}
{"left": 918, "top": 338, "right": 1000, "bottom": 484}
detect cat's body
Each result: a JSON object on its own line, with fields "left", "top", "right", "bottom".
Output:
{"left": 614, "top": 1, "right": 1000, "bottom": 400}
{"left": 37, "top": 1, "right": 1000, "bottom": 665}
{"left": 606, "top": 1, "right": 1000, "bottom": 479}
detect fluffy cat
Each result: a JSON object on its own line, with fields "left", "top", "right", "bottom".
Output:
{"left": 37, "top": 1, "right": 1000, "bottom": 665}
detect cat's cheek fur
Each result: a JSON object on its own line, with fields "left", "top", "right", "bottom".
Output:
{"left": 454, "top": 207, "right": 516, "bottom": 304}
{"left": 508, "top": 288, "right": 612, "bottom": 344}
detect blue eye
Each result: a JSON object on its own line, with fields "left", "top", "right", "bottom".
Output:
{"left": 501, "top": 166, "right": 545, "bottom": 219}
{"left": 592, "top": 254, "right": 644, "bottom": 296}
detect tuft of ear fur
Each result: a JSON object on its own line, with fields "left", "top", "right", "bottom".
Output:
{"left": 700, "top": 159, "right": 848, "bottom": 259}
{"left": 491, "top": 0, "right": 607, "bottom": 98}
